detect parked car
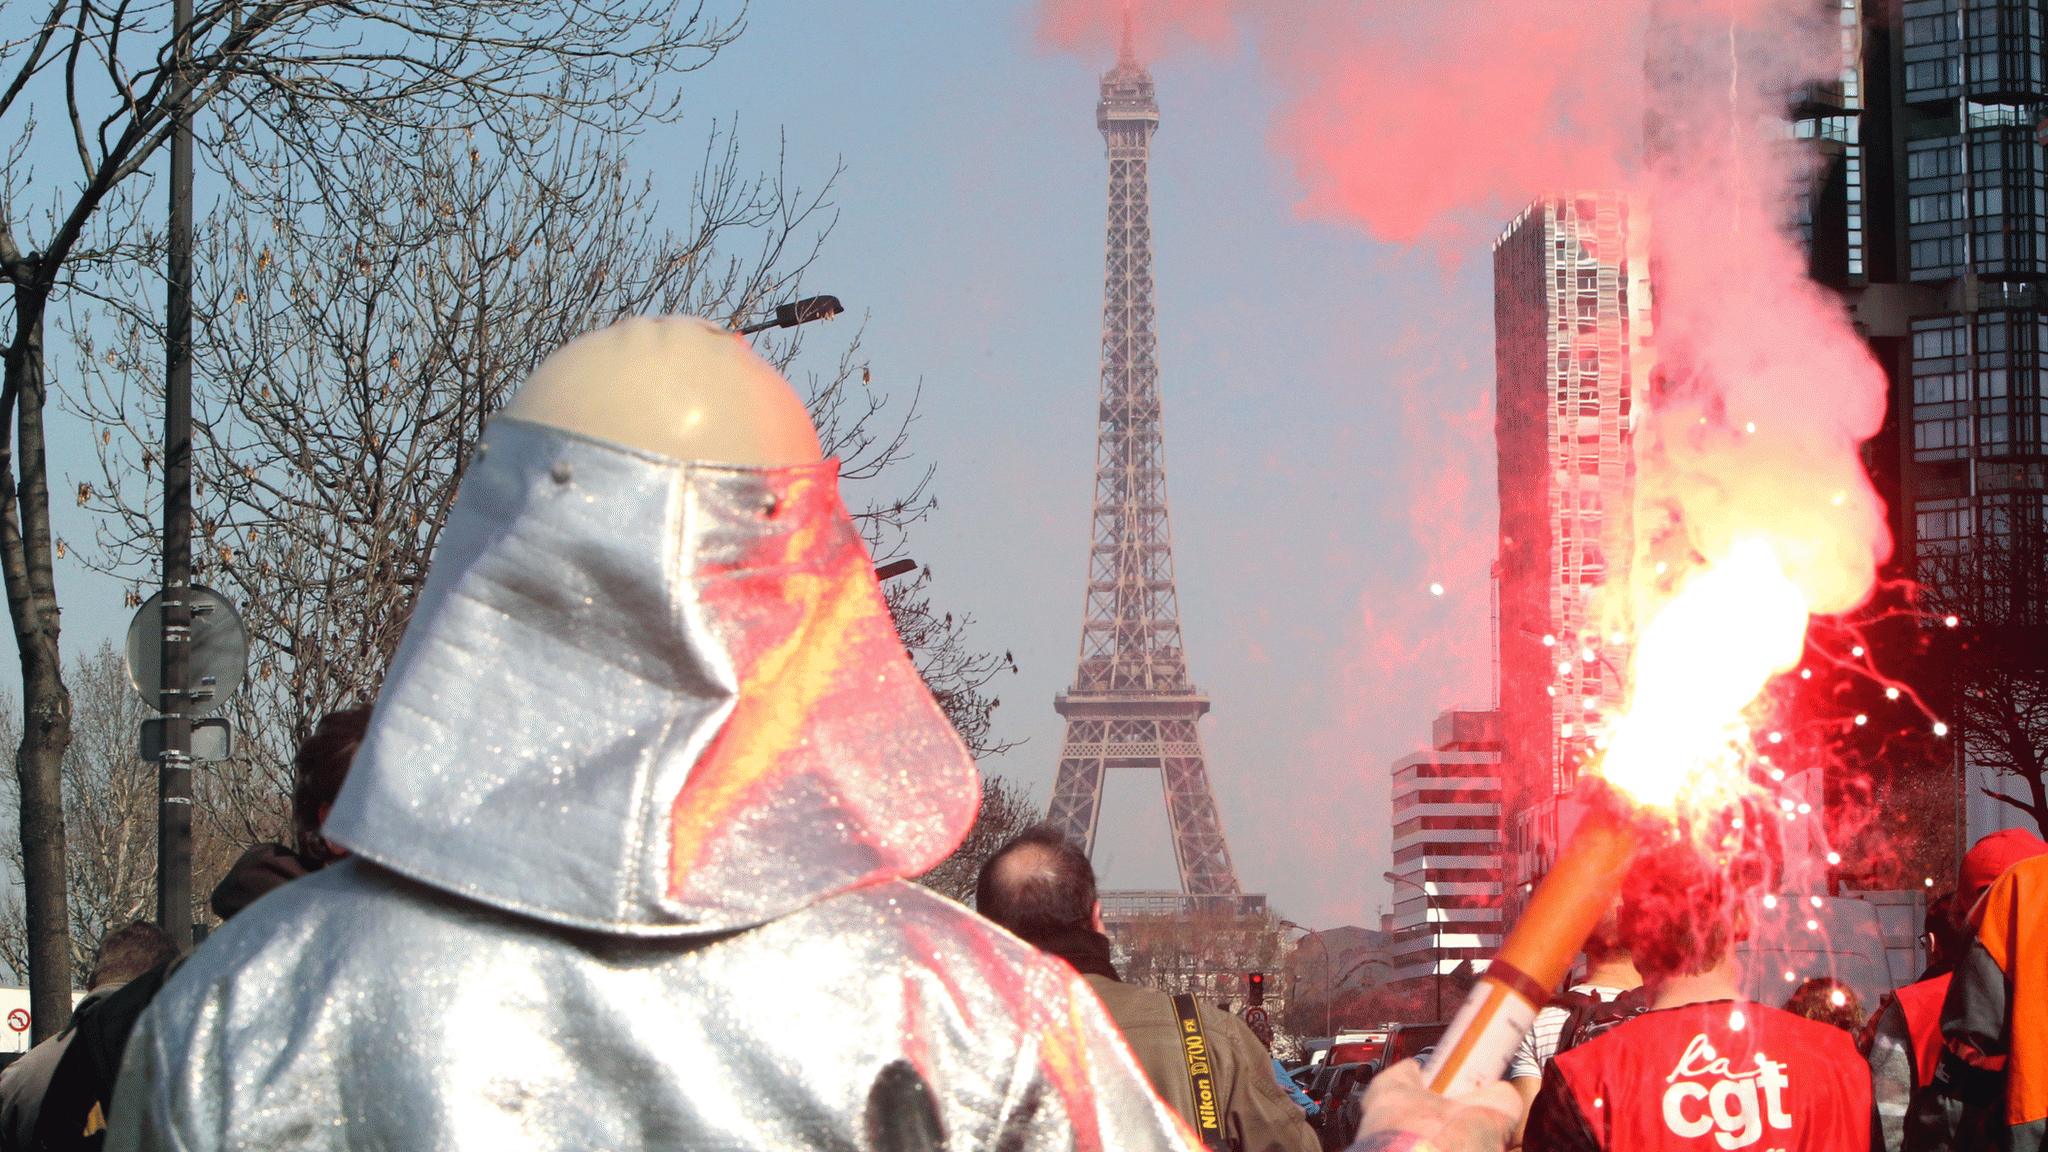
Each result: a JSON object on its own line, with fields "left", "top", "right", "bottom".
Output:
{"left": 1306, "top": 1062, "right": 1376, "bottom": 1151}
{"left": 1325, "top": 1028, "right": 1388, "bottom": 1068}
{"left": 1306, "top": 1023, "right": 1449, "bottom": 1147}
{"left": 1318, "top": 1033, "right": 1446, "bottom": 1150}
{"left": 1381, "top": 1022, "right": 1446, "bottom": 1067}
{"left": 1326, "top": 1022, "right": 1445, "bottom": 1072}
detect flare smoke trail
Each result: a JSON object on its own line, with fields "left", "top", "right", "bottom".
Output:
{"left": 1039, "top": 2, "right": 1894, "bottom": 809}
{"left": 1044, "top": 0, "right": 1890, "bottom": 624}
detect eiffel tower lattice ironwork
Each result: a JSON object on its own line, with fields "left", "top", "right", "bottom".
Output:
{"left": 1045, "top": 24, "right": 1243, "bottom": 908}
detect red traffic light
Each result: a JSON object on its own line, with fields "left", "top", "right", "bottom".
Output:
{"left": 1246, "top": 971, "right": 1265, "bottom": 1005}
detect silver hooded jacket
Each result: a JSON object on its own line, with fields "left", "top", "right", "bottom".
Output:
{"left": 108, "top": 409, "right": 1191, "bottom": 1151}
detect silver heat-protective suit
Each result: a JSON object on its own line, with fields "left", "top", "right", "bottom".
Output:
{"left": 107, "top": 402, "right": 1192, "bottom": 1150}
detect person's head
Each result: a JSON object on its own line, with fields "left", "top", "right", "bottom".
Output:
{"left": 1582, "top": 901, "right": 1632, "bottom": 967}
{"left": 1921, "top": 892, "right": 1961, "bottom": 977}
{"left": 975, "top": 825, "right": 1099, "bottom": 938}
{"left": 294, "top": 708, "right": 370, "bottom": 867}
{"left": 1959, "top": 828, "right": 2048, "bottom": 926}
{"left": 1619, "top": 841, "right": 1746, "bottom": 982}
{"left": 87, "top": 921, "right": 179, "bottom": 989}
{"left": 1784, "top": 978, "right": 1864, "bottom": 1033}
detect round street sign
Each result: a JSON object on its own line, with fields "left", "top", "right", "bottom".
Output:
{"left": 7, "top": 1008, "right": 27, "bottom": 1033}
{"left": 124, "top": 586, "right": 249, "bottom": 715}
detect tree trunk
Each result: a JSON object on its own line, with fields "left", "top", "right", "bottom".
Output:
{"left": 2, "top": 310, "right": 74, "bottom": 1042}
{"left": 2026, "top": 743, "right": 2048, "bottom": 843}
{"left": 16, "top": 659, "right": 71, "bottom": 1042}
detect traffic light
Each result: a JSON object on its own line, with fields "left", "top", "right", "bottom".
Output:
{"left": 1247, "top": 971, "right": 1265, "bottom": 1006}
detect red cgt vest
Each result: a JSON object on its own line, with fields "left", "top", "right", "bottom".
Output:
{"left": 1550, "top": 1000, "right": 1874, "bottom": 1151}
{"left": 1895, "top": 975, "right": 1952, "bottom": 1091}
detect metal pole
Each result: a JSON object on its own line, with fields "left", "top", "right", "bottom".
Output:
{"left": 1303, "top": 931, "right": 1331, "bottom": 1037}
{"left": 1431, "top": 888, "right": 1443, "bottom": 1022}
{"left": 1384, "top": 872, "right": 1445, "bottom": 1021}
{"left": 1319, "top": 935, "right": 1331, "bottom": 1038}
{"left": 1282, "top": 921, "right": 1333, "bottom": 1037}
{"left": 157, "top": 0, "right": 195, "bottom": 951}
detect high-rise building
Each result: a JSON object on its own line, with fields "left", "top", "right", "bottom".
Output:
{"left": 1492, "top": 194, "right": 1655, "bottom": 908}
{"left": 1043, "top": 20, "right": 1262, "bottom": 921}
{"left": 1388, "top": 710, "right": 1505, "bottom": 985}
{"left": 1801, "top": 0, "right": 2048, "bottom": 844}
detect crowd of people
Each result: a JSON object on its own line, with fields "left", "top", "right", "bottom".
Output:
{"left": 1379, "top": 825, "right": 2048, "bottom": 1152}
{"left": 0, "top": 708, "right": 366, "bottom": 1151}
{"left": 0, "top": 316, "right": 2030, "bottom": 1152}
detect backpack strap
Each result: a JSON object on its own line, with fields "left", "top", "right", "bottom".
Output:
{"left": 1547, "top": 989, "right": 1598, "bottom": 1058}
{"left": 1556, "top": 987, "right": 1651, "bottom": 1056}
{"left": 1171, "top": 994, "right": 1230, "bottom": 1152}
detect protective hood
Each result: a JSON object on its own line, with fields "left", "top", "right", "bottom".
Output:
{"left": 323, "top": 416, "right": 980, "bottom": 937}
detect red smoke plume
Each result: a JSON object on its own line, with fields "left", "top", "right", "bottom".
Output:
{"left": 1037, "top": 0, "right": 1896, "bottom": 860}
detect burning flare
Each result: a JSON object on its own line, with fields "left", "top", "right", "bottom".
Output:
{"left": 1596, "top": 540, "right": 1811, "bottom": 811}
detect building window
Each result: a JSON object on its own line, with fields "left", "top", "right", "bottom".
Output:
{"left": 1969, "top": 127, "right": 2048, "bottom": 277}
{"left": 1913, "top": 311, "right": 2048, "bottom": 461}
{"left": 1394, "top": 843, "right": 1496, "bottom": 864}
{"left": 1909, "top": 137, "right": 1969, "bottom": 281}
{"left": 1903, "top": 0, "right": 1961, "bottom": 102}
{"left": 1982, "top": 491, "right": 2048, "bottom": 542}
{"left": 1918, "top": 493, "right": 2048, "bottom": 626}
{"left": 1965, "top": 2, "right": 2048, "bottom": 102}
{"left": 1846, "top": 144, "right": 1865, "bottom": 277}
{"left": 1973, "top": 311, "right": 2048, "bottom": 456}
{"left": 1394, "top": 788, "right": 1500, "bottom": 810}
{"left": 1393, "top": 815, "right": 1500, "bottom": 837}
{"left": 1913, "top": 316, "right": 1972, "bottom": 459}
{"left": 1916, "top": 498, "right": 1973, "bottom": 563}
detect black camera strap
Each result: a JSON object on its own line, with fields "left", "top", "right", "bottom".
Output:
{"left": 1171, "top": 993, "right": 1230, "bottom": 1152}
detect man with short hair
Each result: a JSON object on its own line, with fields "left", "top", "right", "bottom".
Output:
{"left": 1522, "top": 842, "right": 1874, "bottom": 1152}
{"left": 976, "top": 826, "right": 1319, "bottom": 1152}
{"left": 0, "top": 922, "right": 178, "bottom": 1152}
{"left": 1506, "top": 904, "right": 1642, "bottom": 1147}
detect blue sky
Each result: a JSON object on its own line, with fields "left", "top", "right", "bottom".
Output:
{"left": 31, "top": 0, "right": 1503, "bottom": 928}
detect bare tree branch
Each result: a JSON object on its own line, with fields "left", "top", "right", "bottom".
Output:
{"left": 1917, "top": 499, "right": 2048, "bottom": 838}
{"left": 0, "top": 0, "right": 747, "bottom": 1038}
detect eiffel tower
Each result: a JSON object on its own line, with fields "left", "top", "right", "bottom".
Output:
{"left": 1045, "top": 18, "right": 1252, "bottom": 918}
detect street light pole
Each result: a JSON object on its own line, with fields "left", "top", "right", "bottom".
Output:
{"left": 735, "top": 295, "right": 844, "bottom": 335}
{"left": 1279, "top": 920, "right": 1332, "bottom": 1037}
{"left": 1384, "top": 872, "right": 1443, "bottom": 1023}
{"left": 157, "top": 0, "right": 196, "bottom": 951}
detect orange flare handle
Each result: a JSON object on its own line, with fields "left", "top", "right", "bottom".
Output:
{"left": 1422, "top": 804, "right": 1644, "bottom": 1096}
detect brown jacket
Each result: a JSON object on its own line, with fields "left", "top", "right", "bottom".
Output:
{"left": 1081, "top": 974, "right": 1319, "bottom": 1152}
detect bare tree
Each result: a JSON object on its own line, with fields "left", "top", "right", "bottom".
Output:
{"left": 898, "top": 564, "right": 1030, "bottom": 906}
{"left": 915, "top": 774, "right": 1038, "bottom": 905}
{"left": 73, "top": 116, "right": 1011, "bottom": 895}
{"left": 887, "top": 568, "right": 1018, "bottom": 761}
{"left": 1916, "top": 504, "right": 2048, "bottom": 837}
{"left": 1113, "top": 906, "right": 1288, "bottom": 1002}
{"left": 2, "top": 0, "right": 741, "bottom": 1037}
{"left": 74, "top": 123, "right": 846, "bottom": 788}
{"left": 0, "top": 641, "right": 244, "bottom": 983}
